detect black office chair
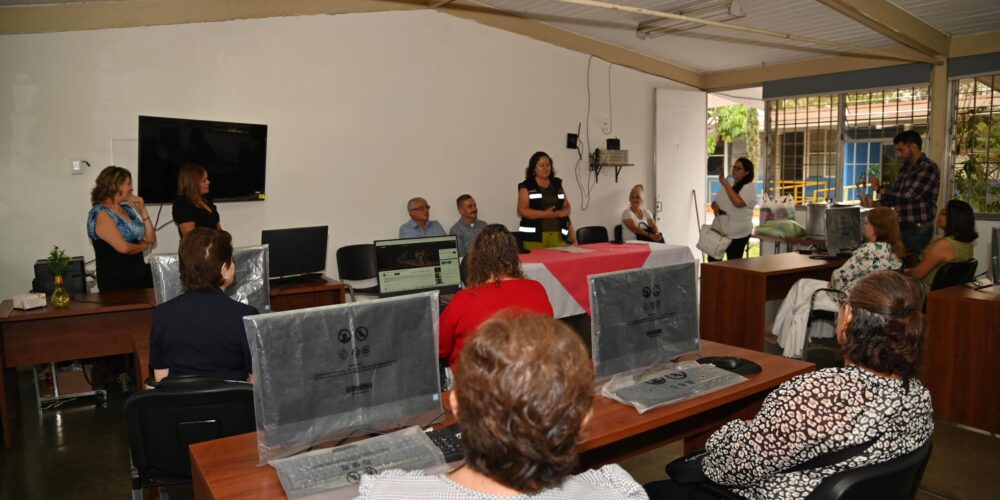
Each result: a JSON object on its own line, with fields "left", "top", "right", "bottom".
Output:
{"left": 576, "top": 226, "right": 609, "bottom": 244}
{"left": 613, "top": 224, "right": 623, "bottom": 243}
{"left": 650, "top": 440, "right": 932, "bottom": 500}
{"left": 124, "top": 375, "right": 256, "bottom": 500}
{"left": 929, "top": 259, "right": 978, "bottom": 291}
{"left": 336, "top": 244, "right": 380, "bottom": 301}
{"left": 801, "top": 288, "right": 846, "bottom": 366}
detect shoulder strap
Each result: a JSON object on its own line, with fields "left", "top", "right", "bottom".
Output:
{"left": 785, "top": 435, "right": 881, "bottom": 473}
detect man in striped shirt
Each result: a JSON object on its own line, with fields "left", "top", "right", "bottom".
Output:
{"left": 870, "top": 130, "right": 940, "bottom": 263}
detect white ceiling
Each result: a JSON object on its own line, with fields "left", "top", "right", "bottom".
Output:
{"left": 474, "top": 0, "right": 1000, "bottom": 73}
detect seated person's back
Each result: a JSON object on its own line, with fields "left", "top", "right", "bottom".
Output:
{"left": 358, "top": 313, "right": 647, "bottom": 499}
{"left": 439, "top": 224, "right": 553, "bottom": 366}
{"left": 150, "top": 228, "right": 258, "bottom": 382}
{"left": 663, "top": 271, "right": 934, "bottom": 499}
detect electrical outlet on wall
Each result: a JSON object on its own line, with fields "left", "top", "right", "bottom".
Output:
{"left": 601, "top": 118, "right": 611, "bottom": 134}
{"left": 70, "top": 159, "right": 90, "bottom": 175}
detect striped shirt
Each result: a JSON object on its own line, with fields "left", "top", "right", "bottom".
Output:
{"left": 877, "top": 153, "right": 940, "bottom": 225}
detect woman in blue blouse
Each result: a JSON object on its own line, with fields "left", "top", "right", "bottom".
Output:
{"left": 87, "top": 166, "right": 156, "bottom": 291}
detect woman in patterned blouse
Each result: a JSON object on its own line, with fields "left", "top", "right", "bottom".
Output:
{"left": 648, "top": 270, "right": 933, "bottom": 499}
{"left": 772, "top": 207, "right": 905, "bottom": 357}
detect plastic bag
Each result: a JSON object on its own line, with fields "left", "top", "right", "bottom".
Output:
{"left": 759, "top": 194, "right": 796, "bottom": 222}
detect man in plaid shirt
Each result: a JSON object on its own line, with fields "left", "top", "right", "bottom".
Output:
{"left": 870, "top": 130, "right": 940, "bottom": 262}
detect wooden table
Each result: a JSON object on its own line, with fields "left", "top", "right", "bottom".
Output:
{"left": 700, "top": 253, "right": 845, "bottom": 351}
{"left": 189, "top": 341, "right": 813, "bottom": 499}
{"left": 0, "top": 277, "right": 346, "bottom": 449}
{"left": 923, "top": 284, "right": 1000, "bottom": 433}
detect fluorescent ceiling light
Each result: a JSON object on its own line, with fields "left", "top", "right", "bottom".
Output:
{"left": 636, "top": 0, "right": 745, "bottom": 40}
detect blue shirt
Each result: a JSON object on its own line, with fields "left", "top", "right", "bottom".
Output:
{"left": 399, "top": 219, "right": 446, "bottom": 238}
{"left": 449, "top": 219, "right": 487, "bottom": 258}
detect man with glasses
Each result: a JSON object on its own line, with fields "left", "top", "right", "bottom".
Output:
{"left": 399, "top": 197, "right": 446, "bottom": 238}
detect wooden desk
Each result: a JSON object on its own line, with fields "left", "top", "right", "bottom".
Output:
{"left": 923, "top": 284, "right": 1000, "bottom": 433}
{"left": 0, "top": 277, "right": 346, "bottom": 449}
{"left": 700, "top": 253, "right": 845, "bottom": 351}
{"left": 189, "top": 341, "right": 813, "bottom": 500}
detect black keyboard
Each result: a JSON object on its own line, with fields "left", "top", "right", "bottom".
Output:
{"left": 426, "top": 424, "right": 464, "bottom": 462}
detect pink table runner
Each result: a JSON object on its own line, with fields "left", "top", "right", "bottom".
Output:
{"left": 519, "top": 243, "right": 652, "bottom": 315}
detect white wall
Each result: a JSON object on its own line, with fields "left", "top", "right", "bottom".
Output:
{"left": 0, "top": 11, "right": 694, "bottom": 300}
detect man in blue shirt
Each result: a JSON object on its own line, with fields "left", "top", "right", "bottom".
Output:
{"left": 449, "top": 194, "right": 488, "bottom": 258}
{"left": 399, "top": 197, "right": 446, "bottom": 238}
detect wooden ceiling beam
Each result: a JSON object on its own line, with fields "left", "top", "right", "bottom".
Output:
{"left": 817, "top": 0, "right": 950, "bottom": 60}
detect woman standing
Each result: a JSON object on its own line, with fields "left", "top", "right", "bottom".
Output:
{"left": 172, "top": 163, "right": 220, "bottom": 237}
{"left": 86, "top": 166, "right": 156, "bottom": 292}
{"left": 621, "top": 184, "right": 663, "bottom": 242}
{"left": 517, "top": 151, "right": 575, "bottom": 249}
{"left": 710, "top": 157, "right": 757, "bottom": 261}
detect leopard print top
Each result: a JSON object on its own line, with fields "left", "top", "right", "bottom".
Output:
{"left": 702, "top": 365, "right": 933, "bottom": 499}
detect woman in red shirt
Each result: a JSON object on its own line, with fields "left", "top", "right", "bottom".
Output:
{"left": 439, "top": 224, "right": 553, "bottom": 367}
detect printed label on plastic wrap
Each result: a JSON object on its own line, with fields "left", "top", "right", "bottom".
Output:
{"left": 150, "top": 244, "right": 271, "bottom": 312}
{"left": 245, "top": 292, "right": 442, "bottom": 464}
{"left": 589, "top": 262, "right": 699, "bottom": 379}
{"left": 270, "top": 426, "right": 446, "bottom": 499}
{"left": 602, "top": 362, "right": 747, "bottom": 414}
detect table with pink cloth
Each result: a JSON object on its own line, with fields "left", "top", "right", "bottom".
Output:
{"left": 519, "top": 242, "right": 695, "bottom": 318}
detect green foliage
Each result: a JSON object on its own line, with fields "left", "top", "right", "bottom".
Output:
{"left": 707, "top": 104, "right": 760, "bottom": 166}
{"left": 47, "top": 246, "right": 71, "bottom": 277}
{"left": 952, "top": 105, "right": 1000, "bottom": 213}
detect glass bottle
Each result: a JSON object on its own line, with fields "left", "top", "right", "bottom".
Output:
{"left": 52, "top": 275, "right": 71, "bottom": 308}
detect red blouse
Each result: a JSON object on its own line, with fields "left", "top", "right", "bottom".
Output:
{"left": 439, "top": 278, "right": 554, "bottom": 366}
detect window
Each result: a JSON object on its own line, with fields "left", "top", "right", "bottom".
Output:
{"left": 766, "top": 86, "right": 930, "bottom": 205}
{"left": 951, "top": 74, "right": 1000, "bottom": 214}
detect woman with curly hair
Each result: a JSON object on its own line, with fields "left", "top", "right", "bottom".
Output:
{"left": 358, "top": 313, "right": 647, "bottom": 499}
{"left": 438, "top": 224, "right": 553, "bottom": 368}
{"left": 86, "top": 165, "right": 156, "bottom": 291}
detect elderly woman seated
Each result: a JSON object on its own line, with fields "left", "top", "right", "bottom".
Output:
{"left": 646, "top": 270, "right": 933, "bottom": 499}
{"left": 356, "top": 313, "right": 647, "bottom": 499}
{"left": 149, "top": 228, "right": 258, "bottom": 382}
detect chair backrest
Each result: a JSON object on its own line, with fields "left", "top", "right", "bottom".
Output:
{"left": 576, "top": 226, "right": 609, "bottom": 244}
{"left": 124, "top": 375, "right": 256, "bottom": 485}
{"left": 613, "top": 224, "right": 623, "bottom": 243}
{"left": 805, "top": 440, "right": 932, "bottom": 500}
{"left": 930, "top": 259, "right": 977, "bottom": 290}
{"left": 336, "top": 244, "right": 378, "bottom": 281}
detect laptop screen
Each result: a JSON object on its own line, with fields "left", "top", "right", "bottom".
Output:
{"left": 374, "top": 236, "right": 461, "bottom": 297}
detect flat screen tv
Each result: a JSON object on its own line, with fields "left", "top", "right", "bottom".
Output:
{"left": 137, "top": 115, "right": 267, "bottom": 204}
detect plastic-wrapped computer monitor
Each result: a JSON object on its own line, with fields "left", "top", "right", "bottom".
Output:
{"left": 244, "top": 292, "right": 442, "bottom": 464}
{"left": 825, "top": 207, "right": 862, "bottom": 253}
{"left": 150, "top": 244, "right": 270, "bottom": 312}
{"left": 589, "top": 262, "right": 699, "bottom": 380}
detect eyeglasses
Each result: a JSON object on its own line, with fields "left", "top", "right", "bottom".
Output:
{"left": 410, "top": 205, "right": 430, "bottom": 211}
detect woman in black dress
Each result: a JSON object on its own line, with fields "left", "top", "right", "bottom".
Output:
{"left": 172, "top": 162, "right": 220, "bottom": 237}
{"left": 86, "top": 166, "right": 156, "bottom": 292}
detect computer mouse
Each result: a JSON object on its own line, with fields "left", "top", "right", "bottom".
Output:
{"left": 698, "top": 356, "right": 763, "bottom": 375}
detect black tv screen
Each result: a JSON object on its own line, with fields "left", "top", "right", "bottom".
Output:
{"left": 138, "top": 115, "right": 267, "bottom": 204}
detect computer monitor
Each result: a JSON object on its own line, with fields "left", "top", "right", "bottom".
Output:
{"left": 825, "top": 206, "right": 863, "bottom": 254}
{"left": 588, "top": 262, "right": 699, "bottom": 379}
{"left": 261, "top": 226, "right": 328, "bottom": 279}
{"left": 374, "top": 236, "right": 461, "bottom": 297}
{"left": 244, "top": 292, "right": 442, "bottom": 464}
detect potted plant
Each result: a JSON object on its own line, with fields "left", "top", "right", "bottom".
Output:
{"left": 47, "top": 246, "right": 71, "bottom": 308}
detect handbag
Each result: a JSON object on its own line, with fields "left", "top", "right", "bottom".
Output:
{"left": 697, "top": 216, "right": 731, "bottom": 260}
